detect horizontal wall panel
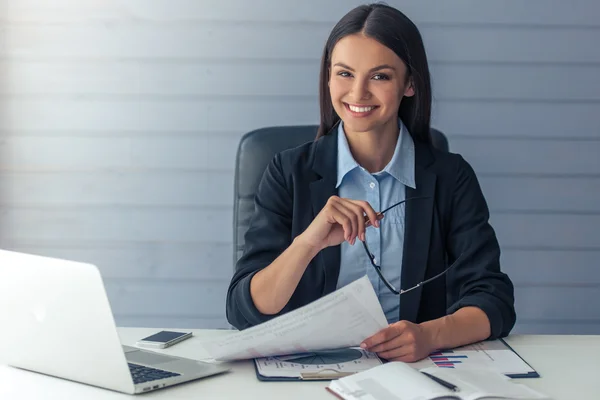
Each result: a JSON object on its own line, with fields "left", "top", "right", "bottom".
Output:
{"left": 491, "top": 214, "right": 600, "bottom": 249}
{"left": 0, "top": 171, "right": 234, "bottom": 206}
{"left": 479, "top": 177, "right": 600, "bottom": 213}
{"left": 434, "top": 102, "right": 600, "bottom": 139}
{"left": 514, "top": 286, "right": 600, "bottom": 321}
{"left": 0, "top": 207, "right": 233, "bottom": 242}
{"left": 0, "top": 98, "right": 212, "bottom": 131}
{"left": 0, "top": 61, "right": 321, "bottom": 98}
{"left": 431, "top": 64, "right": 600, "bottom": 101}
{"left": 0, "top": 137, "right": 133, "bottom": 169}
{"left": 3, "top": 62, "right": 599, "bottom": 102}
{"left": 423, "top": 26, "right": 600, "bottom": 64}
{"left": 0, "top": 241, "right": 235, "bottom": 280}
{"left": 3, "top": 24, "right": 598, "bottom": 63}
{"left": 0, "top": 136, "right": 240, "bottom": 171}
{"left": 452, "top": 138, "right": 600, "bottom": 175}
{"left": 130, "top": 136, "right": 239, "bottom": 170}
{"left": 501, "top": 250, "right": 600, "bottom": 285}
{"left": 113, "top": 315, "right": 230, "bottom": 330}
{"left": 0, "top": 98, "right": 317, "bottom": 132}
{"left": 513, "top": 321, "right": 600, "bottom": 335}
{"left": 104, "top": 280, "right": 228, "bottom": 316}
{"left": 3, "top": 0, "right": 599, "bottom": 26}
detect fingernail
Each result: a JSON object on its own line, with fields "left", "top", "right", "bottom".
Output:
{"left": 360, "top": 343, "right": 367, "bottom": 349}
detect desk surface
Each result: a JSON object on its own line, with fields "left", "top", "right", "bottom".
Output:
{"left": 1, "top": 328, "right": 599, "bottom": 399}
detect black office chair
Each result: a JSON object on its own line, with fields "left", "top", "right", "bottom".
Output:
{"left": 233, "top": 126, "right": 449, "bottom": 266}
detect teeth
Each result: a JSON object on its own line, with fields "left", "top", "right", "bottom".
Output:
{"left": 348, "top": 105, "right": 375, "bottom": 113}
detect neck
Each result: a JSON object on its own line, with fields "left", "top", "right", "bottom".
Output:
{"left": 344, "top": 118, "right": 399, "bottom": 173}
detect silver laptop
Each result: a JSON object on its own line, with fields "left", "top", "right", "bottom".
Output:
{"left": 0, "top": 249, "right": 229, "bottom": 394}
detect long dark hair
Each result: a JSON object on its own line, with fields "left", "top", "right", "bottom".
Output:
{"left": 316, "top": 3, "right": 432, "bottom": 143}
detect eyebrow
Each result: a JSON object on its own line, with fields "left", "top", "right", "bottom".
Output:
{"left": 333, "top": 62, "right": 396, "bottom": 72}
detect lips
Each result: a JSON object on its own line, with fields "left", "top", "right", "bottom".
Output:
{"left": 344, "top": 103, "right": 379, "bottom": 117}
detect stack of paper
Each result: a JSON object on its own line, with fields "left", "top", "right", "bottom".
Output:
{"left": 203, "top": 276, "right": 388, "bottom": 361}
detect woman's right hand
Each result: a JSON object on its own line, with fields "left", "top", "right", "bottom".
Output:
{"left": 298, "top": 196, "right": 383, "bottom": 251}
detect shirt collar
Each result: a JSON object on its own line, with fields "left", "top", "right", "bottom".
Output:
{"left": 336, "top": 119, "right": 416, "bottom": 189}
{"left": 336, "top": 122, "right": 361, "bottom": 188}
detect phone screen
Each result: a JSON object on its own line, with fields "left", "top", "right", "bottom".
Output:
{"left": 140, "top": 331, "right": 188, "bottom": 343}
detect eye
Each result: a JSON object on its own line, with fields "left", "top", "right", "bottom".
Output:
{"left": 337, "top": 71, "right": 353, "bottom": 78}
{"left": 372, "top": 73, "right": 390, "bottom": 81}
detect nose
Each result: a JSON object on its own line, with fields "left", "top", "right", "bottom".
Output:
{"left": 350, "top": 78, "right": 370, "bottom": 101}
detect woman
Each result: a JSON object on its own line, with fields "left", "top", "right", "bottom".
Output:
{"left": 226, "top": 3, "right": 515, "bottom": 362}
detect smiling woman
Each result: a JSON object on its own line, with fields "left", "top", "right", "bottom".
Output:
{"left": 226, "top": 3, "right": 516, "bottom": 363}
{"left": 317, "top": 4, "right": 431, "bottom": 146}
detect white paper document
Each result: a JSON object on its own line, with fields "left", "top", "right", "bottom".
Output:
{"left": 203, "top": 275, "right": 388, "bottom": 361}
{"left": 255, "top": 347, "right": 382, "bottom": 379}
{"left": 408, "top": 339, "right": 538, "bottom": 377}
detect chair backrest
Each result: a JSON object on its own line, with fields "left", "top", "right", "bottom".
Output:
{"left": 233, "top": 126, "right": 449, "bottom": 266}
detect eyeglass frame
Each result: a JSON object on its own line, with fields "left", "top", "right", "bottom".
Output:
{"left": 360, "top": 196, "right": 464, "bottom": 295}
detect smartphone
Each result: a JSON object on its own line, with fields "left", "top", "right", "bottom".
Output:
{"left": 136, "top": 330, "right": 193, "bottom": 349}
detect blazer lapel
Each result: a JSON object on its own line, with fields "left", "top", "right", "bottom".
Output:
{"left": 400, "top": 141, "right": 437, "bottom": 323}
{"left": 309, "top": 133, "right": 340, "bottom": 295}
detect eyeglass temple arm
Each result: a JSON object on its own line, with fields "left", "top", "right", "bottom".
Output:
{"left": 365, "top": 196, "right": 433, "bottom": 226}
{"left": 399, "top": 252, "right": 467, "bottom": 295}
{"left": 361, "top": 241, "right": 401, "bottom": 294}
{"left": 380, "top": 195, "right": 432, "bottom": 215}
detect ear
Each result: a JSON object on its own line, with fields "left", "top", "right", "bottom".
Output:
{"left": 403, "top": 77, "right": 415, "bottom": 97}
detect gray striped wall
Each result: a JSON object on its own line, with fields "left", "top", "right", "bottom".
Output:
{"left": 1, "top": 0, "right": 599, "bottom": 333}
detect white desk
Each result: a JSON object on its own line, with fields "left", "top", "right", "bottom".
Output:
{"left": 1, "top": 328, "right": 599, "bottom": 399}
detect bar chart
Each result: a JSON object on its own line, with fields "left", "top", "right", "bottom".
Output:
{"left": 429, "top": 350, "right": 469, "bottom": 368}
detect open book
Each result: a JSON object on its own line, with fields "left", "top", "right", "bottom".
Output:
{"left": 327, "top": 362, "right": 550, "bottom": 400}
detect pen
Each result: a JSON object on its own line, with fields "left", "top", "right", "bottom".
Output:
{"left": 421, "top": 371, "right": 460, "bottom": 392}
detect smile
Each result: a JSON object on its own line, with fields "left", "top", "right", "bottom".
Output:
{"left": 344, "top": 103, "right": 379, "bottom": 117}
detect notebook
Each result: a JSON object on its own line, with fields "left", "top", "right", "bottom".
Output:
{"left": 326, "top": 362, "right": 550, "bottom": 400}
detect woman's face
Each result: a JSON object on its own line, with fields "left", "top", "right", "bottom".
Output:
{"left": 328, "top": 33, "right": 414, "bottom": 135}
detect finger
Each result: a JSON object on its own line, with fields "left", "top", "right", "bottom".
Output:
{"left": 333, "top": 202, "right": 359, "bottom": 244}
{"left": 360, "top": 326, "right": 399, "bottom": 349}
{"left": 365, "top": 213, "right": 385, "bottom": 228}
{"left": 350, "top": 200, "right": 379, "bottom": 228}
{"left": 378, "top": 344, "right": 414, "bottom": 361}
{"left": 330, "top": 203, "right": 356, "bottom": 243}
{"left": 342, "top": 200, "right": 367, "bottom": 242}
{"left": 327, "top": 204, "right": 353, "bottom": 242}
{"left": 369, "top": 332, "right": 414, "bottom": 353}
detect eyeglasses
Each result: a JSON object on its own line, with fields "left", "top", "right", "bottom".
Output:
{"left": 361, "top": 196, "right": 464, "bottom": 295}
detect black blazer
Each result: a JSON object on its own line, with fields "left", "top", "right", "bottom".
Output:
{"left": 226, "top": 132, "right": 516, "bottom": 339}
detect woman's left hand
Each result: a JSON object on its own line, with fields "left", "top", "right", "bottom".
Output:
{"left": 360, "top": 320, "right": 435, "bottom": 362}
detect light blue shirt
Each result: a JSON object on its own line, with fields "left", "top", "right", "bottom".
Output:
{"left": 335, "top": 120, "right": 416, "bottom": 324}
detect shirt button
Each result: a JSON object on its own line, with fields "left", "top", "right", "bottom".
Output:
{"left": 369, "top": 182, "right": 375, "bottom": 189}
{"left": 373, "top": 258, "right": 377, "bottom": 264}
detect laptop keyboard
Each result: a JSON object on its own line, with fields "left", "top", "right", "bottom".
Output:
{"left": 128, "top": 362, "right": 181, "bottom": 384}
